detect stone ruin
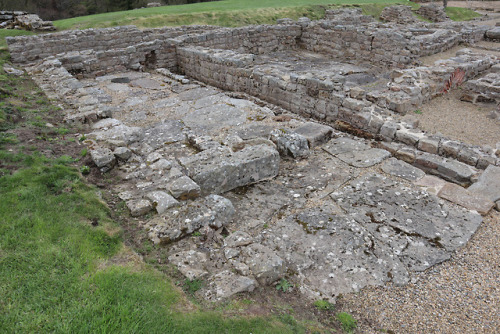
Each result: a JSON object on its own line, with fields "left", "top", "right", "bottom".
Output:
{"left": 0, "top": 10, "right": 55, "bottom": 31}
{"left": 5, "top": 7, "right": 500, "bottom": 301}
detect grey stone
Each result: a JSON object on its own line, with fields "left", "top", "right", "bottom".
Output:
{"left": 146, "top": 191, "right": 179, "bottom": 214}
{"left": 293, "top": 122, "right": 334, "bottom": 147}
{"left": 331, "top": 173, "right": 483, "bottom": 252}
{"left": 224, "top": 248, "right": 240, "bottom": 260}
{"left": 168, "top": 250, "right": 208, "bottom": 280}
{"left": 149, "top": 195, "right": 235, "bottom": 244}
{"left": 380, "top": 121, "right": 399, "bottom": 140}
{"left": 468, "top": 165, "right": 500, "bottom": 202}
{"left": 381, "top": 157, "right": 425, "bottom": 181}
{"left": 414, "top": 153, "right": 476, "bottom": 186}
{"left": 224, "top": 231, "right": 253, "bottom": 248}
{"left": 395, "top": 128, "right": 425, "bottom": 147}
{"left": 418, "top": 137, "right": 440, "bottom": 154}
{"left": 438, "top": 183, "right": 494, "bottom": 215}
{"left": 235, "top": 124, "right": 274, "bottom": 140}
{"left": 182, "top": 103, "right": 247, "bottom": 133}
{"left": 89, "top": 124, "right": 143, "bottom": 146}
{"left": 323, "top": 137, "right": 369, "bottom": 156}
{"left": 207, "top": 270, "right": 257, "bottom": 300}
{"left": 486, "top": 26, "right": 500, "bottom": 40}
{"left": 3, "top": 64, "right": 23, "bottom": 76}
{"left": 168, "top": 176, "right": 201, "bottom": 200}
{"left": 241, "top": 244, "right": 285, "bottom": 285}
{"left": 143, "top": 120, "right": 185, "bottom": 149}
{"left": 146, "top": 152, "right": 162, "bottom": 164}
{"left": 90, "top": 147, "right": 116, "bottom": 172}
{"left": 269, "top": 129, "right": 310, "bottom": 159}
{"left": 126, "top": 199, "right": 152, "bottom": 217}
{"left": 149, "top": 159, "right": 172, "bottom": 171}
{"left": 414, "top": 175, "right": 447, "bottom": 195}
{"left": 180, "top": 144, "right": 280, "bottom": 195}
{"left": 337, "top": 148, "right": 391, "bottom": 168}
{"left": 113, "top": 147, "right": 132, "bottom": 161}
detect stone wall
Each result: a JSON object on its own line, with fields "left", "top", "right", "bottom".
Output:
{"left": 380, "top": 6, "right": 418, "bottom": 24}
{"left": 6, "top": 25, "right": 219, "bottom": 64}
{"left": 300, "top": 21, "right": 420, "bottom": 67}
{"left": 416, "top": 3, "right": 450, "bottom": 23}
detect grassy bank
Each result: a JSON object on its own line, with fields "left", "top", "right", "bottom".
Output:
{"left": 53, "top": 0, "right": 405, "bottom": 30}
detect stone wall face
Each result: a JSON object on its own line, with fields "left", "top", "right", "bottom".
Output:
{"left": 6, "top": 25, "right": 218, "bottom": 64}
{"left": 300, "top": 21, "right": 420, "bottom": 67}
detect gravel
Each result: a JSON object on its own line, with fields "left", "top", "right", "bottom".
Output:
{"left": 341, "top": 210, "right": 500, "bottom": 333}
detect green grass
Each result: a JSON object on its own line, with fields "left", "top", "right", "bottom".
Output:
{"left": 446, "top": 6, "right": 482, "bottom": 21}
{"left": 54, "top": 0, "right": 406, "bottom": 30}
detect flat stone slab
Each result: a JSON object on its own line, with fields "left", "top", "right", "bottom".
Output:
{"left": 180, "top": 144, "right": 280, "bottom": 195}
{"left": 414, "top": 175, "right": 447, "bottom": 195}
{"left": 146, "top": 191, "right": 179, "bottom": 214}
{"left": 149, "top": 195, "right": 235, "bottom": 244}
{"left": 142, "top": 120, "right": 186, "bottom": 149}
{"left": 178, "top": 87, "right": 219, "bottom": 101}
{"left": 130, "top": 78, "right": 165, "bottom": 90}
{"left": 468, "top": 165, "right": 500, "bottom": 202}
{"left": 168, "top": 250, "right": 208, "bottom": 280}
{"left": 323, "top": 137, "right": 369, "bottom": 156}
{"left": 337, "top": 148, "right": 391, "bottom": 168}
{"left": 438, "top": 183, "right": 494, "bottom": 215}
{"left": 182, "top": 104, "right": 248, "bottom": 133}
{"left": 293, "top": 122, "right": 334, "bottom": 147}
{"left": 206, "top": 270, "right": 257, "bottom": 300}
{"left": 382, "top": 157, "right": 426, "bottom": 181}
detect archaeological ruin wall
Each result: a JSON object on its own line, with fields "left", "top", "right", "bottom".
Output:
{"left": 6, "top": 10, "right": 500, "bottom": 175}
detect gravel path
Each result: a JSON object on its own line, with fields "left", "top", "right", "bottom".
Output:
{"left": 341, "top": 211, "right": 500, "bottom": 333}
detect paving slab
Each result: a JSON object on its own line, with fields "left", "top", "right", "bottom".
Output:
{"left": 382, "top": 157, "right": 426, "bottom": 181}
{"left": 468, "top": 165, "right": 500, "bottom": 202}
{"left": 438, "top": 183, "right": 495, "bottom": 215}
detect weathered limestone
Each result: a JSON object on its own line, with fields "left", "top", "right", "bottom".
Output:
{"left": 149, "top": 195, "right": 235, "bottom": 244}
{"left": 179, "top": 144, "right": 280, "bottom": 195}
{"left": 90, "top": 147, "right": 116, "bottom": 172}
{"left": 438, "top": 183, "right": 494, "bottom": 215}
{"left": 146, "top": 191, "right": 179, "bottom": 214}
{"left": 269, "top": 129, "right": 310, "bottom": 159}
{"left": 468, "top": 165, "right": 500, "bottom": 202}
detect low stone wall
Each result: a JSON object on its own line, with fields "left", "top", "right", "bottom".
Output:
{"left": 6, "top": 25, "right": 219, "bottom": 64}
{"left": 301, "top": 21, "right": 420, "bottom": 67}
{"left": 176, "top": 24, "right": 302, "bottom": 54}
{"left": 380, "top": 6, "right": 418, "bottom": 24}
{"left": 324, "top": 8, "right": 374, "bottom": 24}
{"left": 0, "top": 10, "right": 55, "bottom": 31}
{"left": 416, "top": 3, "right": 450, "bottom": 23}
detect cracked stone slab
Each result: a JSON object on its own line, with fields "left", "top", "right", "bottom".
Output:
{"left": 331, "top": 173, "right": 483, "bottom": 252}
{"left": 323, "top": 137, "right": 369, "bottom": 156}
{"left": 382, "top": 157, "right": 426, "bottom": 181}
{"left": 142, "top": 120, "right": 186, "bottom": 149}
{"left": 241, "top": 244, "right": 285, "bottom": 285}
{"left": 438, "top": 183, "right": 494, "bottom": 215}
{"left": 414, "top": 175, "right": 447, "bottom": 195}
{"left": 148, "top": 195, "right": 235, "bottom": 244}
{"left": 264, "top": 209, "right": 410, "bottom": 299}
{"left": 468, "top": 165, "right": 500, "bottom": 202}
{"left": 168, "top": 250, "right": 208, "bottom": 280}
{"left": 130, "top": 78, "right": 165, "bottom": 90}
{"left": 206, "top": 270, "right": 257, "bottom": 300}
{"left": 336, "top": 148, "right": 391, "bottom": 168}
{"left": 180, "top": 144, "right": 280, "bottom": 195}
{"left": 182, "top": 103, "right": 248, "bottom": 133}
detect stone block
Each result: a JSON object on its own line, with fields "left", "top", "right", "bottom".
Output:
{"left": 146, "top": 191, "right": 179, "bottom": 214}
{"left": 168, "top": 176, "right": 201, "bottom": 200}
{"left": 438, "top": 183, "right": 494, "bottom": 215}
{"left": 382, "top": 157, "right": 425, "bottom": 181}
{"left": 180, "top": 144, "right": 280, "bottom": 195}
{"left": 149, "top": 195, "right": 235, "bottom": 244}
{"left": 379, "top": 121, "right": 399, "bottom": 140}
{"left": 269, "top": 129, "right": 310, "bottom": 159}
{"left": 417, "top": 136, "right": 440, "bottom": 154}
{"left": 113, "top": 147, "right": 132, "bottom": 161}
{"left": 90, "top": 147, "right": 116, "bottom": 172}
{"left": 126, "top": 199, "right": 152, "bottom": 217}
{"left": 241, "top": 244, "right": 285, "bottom": 285}
{"left": 293, "top": 122, "right": 333, "bottom": 147}
{"left": 468, "top": 165, "right": 500, "bottom": 202}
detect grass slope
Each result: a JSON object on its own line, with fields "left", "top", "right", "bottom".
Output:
{"left": 54, "top": 0, "right": 405, "bottom": 29}
{"left": 0, "top": 54, "right": 305, "bottom": 333}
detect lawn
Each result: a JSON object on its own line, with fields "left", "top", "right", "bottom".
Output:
{"left": 54, "top": 0, "right": 406, "bottom": 29}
